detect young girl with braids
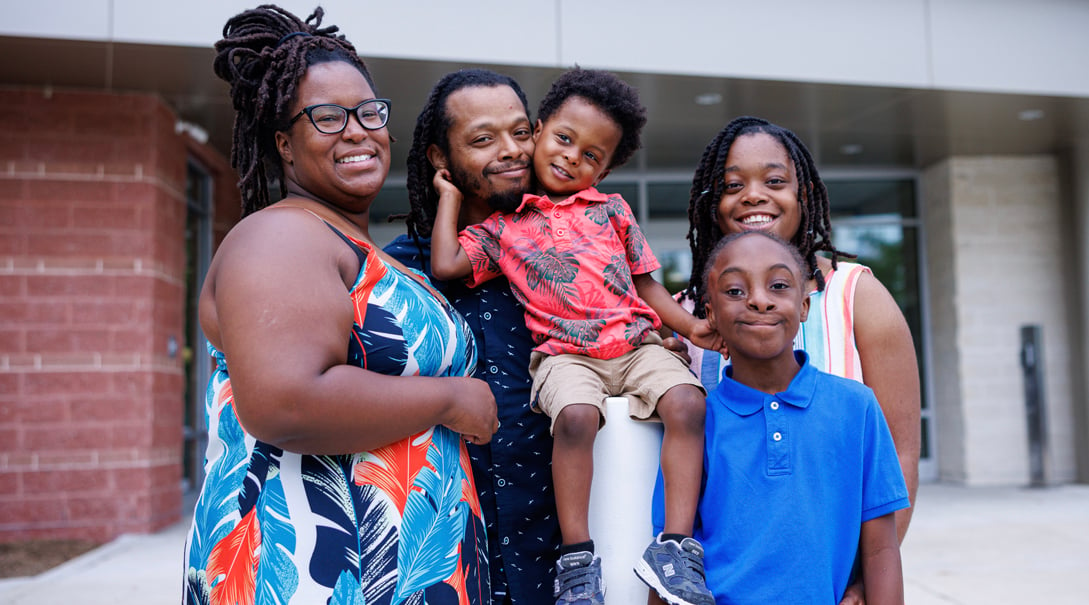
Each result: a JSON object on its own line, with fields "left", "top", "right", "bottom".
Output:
{"left": 650, "top": 116, "right": 920, "bottom": 605}
{"left": 184, "top": 6, "right": 496, "bottom": 604}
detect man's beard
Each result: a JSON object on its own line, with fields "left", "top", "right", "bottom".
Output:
{"left": 483, "top": 189, "right": 523, "bottom": 214}
{"left": 447, "top": 161, "right": 526, "bottom": 214}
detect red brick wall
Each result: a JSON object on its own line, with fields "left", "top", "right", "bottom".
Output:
{"left": 0, "top": 87, "right": 238, "bottom": 542}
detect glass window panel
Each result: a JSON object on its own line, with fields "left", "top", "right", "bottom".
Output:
{"left": 657, "top": 248, "right": 692, "bottom": 294}
{"left": 648, "top": 182, "right": 691, "bottom": 219}
{"left": 921, "top": 417, "right": 931, "bottom": 459}
{"left": 826, "top": 179, "right": 916, "bottom": 219}
{"left": 600, "top": 181, "right": 638, "bottom": 208}
{"left": 369, "top": 183, "right": 410, "bottom": 224}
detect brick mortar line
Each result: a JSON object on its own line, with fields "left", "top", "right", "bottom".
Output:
{"left": 1, "top": 458, "right": 180, "bottom": 473}
{"left": 0, "top": 262, "right": 186, "bottom": 286}
{"left": 0, "top": 356, "right": 184, "bottom": 373}
{"left": 1, "top": 164, "right": 186, "bottom": 201}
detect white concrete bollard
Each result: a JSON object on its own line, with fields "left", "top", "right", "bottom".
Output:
{"left": 588, "top": 396, "right": 663, "bottom": 604}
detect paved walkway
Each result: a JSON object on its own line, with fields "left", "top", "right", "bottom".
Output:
{"left": 1, "top": 483, "right": 1087, "bottom": 604}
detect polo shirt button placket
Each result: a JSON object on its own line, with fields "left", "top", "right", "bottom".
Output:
{"left": 767, "top": 396, "right": 791, "bottom": 473}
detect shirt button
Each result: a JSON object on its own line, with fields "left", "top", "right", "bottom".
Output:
{"left": 772, "top": 432, "right": 783, "bottom": 441}
{"left": 502, "top": 537, "right": 510, "bottom": 545}
{"left": 489, "top": 365, "right": 499, "bottom": 374}
{"left": 483, "top": 312, "right": 492, "bottom": 320}
{"left": 556, "top": 228, "right": 565, "bottom": 236}
{"left": 497, "top": 478, "right": 507, "bottom": 487}
{"left": 770, "top": 401, "right": 780, "bottom": 410}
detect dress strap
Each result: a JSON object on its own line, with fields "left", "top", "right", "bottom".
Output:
{"left": 268, "top": 204, "right": 370, "bottom": 267}
{"left": 320, "top": 220, "right": 369, "bottom": 267}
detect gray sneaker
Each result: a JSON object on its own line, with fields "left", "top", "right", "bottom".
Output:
{"left": 553, "top": 551, "right": 605, "bottom": 605}
{"left": 634, "top": 535, "right": 714, "bottom": 605}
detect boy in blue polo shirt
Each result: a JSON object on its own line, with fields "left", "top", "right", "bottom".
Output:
{"left": 697, "top": 231, "right": 908, "bottom": 604}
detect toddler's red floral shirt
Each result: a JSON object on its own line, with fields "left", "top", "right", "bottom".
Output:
{"left": 459, "top": 187, "right": 661, "bottom": 359}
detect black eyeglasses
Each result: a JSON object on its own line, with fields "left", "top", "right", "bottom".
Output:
{"left": 288, "top": 98, "right": 392, "bottom": 134}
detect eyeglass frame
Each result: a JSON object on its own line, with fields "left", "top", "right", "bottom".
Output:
{"left": 286, "top": 98, "right": 392, "bottom": 134}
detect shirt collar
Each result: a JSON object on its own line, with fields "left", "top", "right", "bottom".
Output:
{"left": 516, "top": 186, "right": 609, "bottom": 212}
{"left": 712, "top": 351, "right": 817, "bottom": 416}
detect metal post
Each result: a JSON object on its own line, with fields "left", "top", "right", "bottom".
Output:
{"left": 1020, "top": 325, "right": 1049, "bottom": 486}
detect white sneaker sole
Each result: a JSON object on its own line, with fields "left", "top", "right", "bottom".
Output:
{"left": 633, "top": 558, "right": 701, "bottom": 605}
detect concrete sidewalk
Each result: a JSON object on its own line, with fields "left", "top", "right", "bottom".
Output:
{"left": 1, "top": 483, "right": 1087, "bottom": 604}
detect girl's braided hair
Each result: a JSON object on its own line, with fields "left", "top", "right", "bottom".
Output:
{"left": 683, "top": 116, "right": 853, "bottom": 317}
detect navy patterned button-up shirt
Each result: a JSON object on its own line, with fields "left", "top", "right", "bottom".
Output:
{"left": 386, "top": 234, "right": 560, "bottom": 604}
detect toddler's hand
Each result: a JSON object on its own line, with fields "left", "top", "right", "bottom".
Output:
{"left": 433, "top": 169, "right": 463, "bottom": 202}
{"left": 689, "top": 318, "right": 727, "bottom": 358}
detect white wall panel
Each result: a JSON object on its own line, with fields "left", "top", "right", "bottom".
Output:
{"left": 4, "top": 0, "right": 1089, "bottom": 96}
{"left": 558, "top": 0, "right": 932, "bottom": 87}
{"left": 1, "top": 0, "right": 111, "bottom": 40}
{"left": 929, "top": 0, "right": 1089, "bottom": 97}
{"left": 110, "top": 0, "right": 558, "bottom": 65}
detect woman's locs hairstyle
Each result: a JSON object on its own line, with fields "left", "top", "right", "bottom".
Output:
{"left": 683, "top": 116, "right": 853, "bottom": 318}
{"left": 213, "top": 4, "right": 375, "bottom": 216}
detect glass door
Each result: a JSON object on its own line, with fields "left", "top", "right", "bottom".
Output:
{"left": 183, "top": 159, "right": 213, "bottom": 494}
{"left": 825, "top": 176, "right": 936, "bottom": 482}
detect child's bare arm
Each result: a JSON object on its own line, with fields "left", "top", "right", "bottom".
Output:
{"left": 430, "top": 169, "right": 474, "bottom": 280}
{"left": 859, "top": 513, "right": 904, "bottom": 605}
{"left": 632, "top": 273, "right": 722, "bottom": 353}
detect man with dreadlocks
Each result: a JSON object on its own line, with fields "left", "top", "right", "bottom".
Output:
{"left": 649, "top": 116, "right": 920, "bottom": 605}
{"left": 428, "top": 67, "right": 718, "bottom": 605}
{"left": 384, "top": 69, "right": 560, "bottom": 605}
{"left": 185, "top": 7, "right": 496, "bottom": 605}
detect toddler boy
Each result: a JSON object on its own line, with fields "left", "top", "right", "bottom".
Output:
{"left": 431, "top": 67, "right": 717, "bottom": 605}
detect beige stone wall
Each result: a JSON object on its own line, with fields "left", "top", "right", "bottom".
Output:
{"left": 1070, "top": 140, "right": 1089, "bottom": 484}
{"left": 924, "top": 155, "right": 1078, "bottom": 485}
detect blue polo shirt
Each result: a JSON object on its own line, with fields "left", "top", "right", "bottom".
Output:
{"left": 385, "top": 234, "right": 560, "bottom": 605}
{"left": 698, "top": 352, "right": 908, "bottom": 604}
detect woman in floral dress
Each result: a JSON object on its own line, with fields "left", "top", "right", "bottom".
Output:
{"left": 183, "top": 6, "right": 498, "bottom": 604}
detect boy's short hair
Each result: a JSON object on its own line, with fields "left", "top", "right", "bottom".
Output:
{"left": 702, "top": 231, "right": 808, "bottom": 294}
{"left": 536, "top": 67, "right": 647, "bottom": 168}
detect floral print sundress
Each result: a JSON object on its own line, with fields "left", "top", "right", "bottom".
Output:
{"left": 184, "top": 223, "right": 488, "bottom": 605}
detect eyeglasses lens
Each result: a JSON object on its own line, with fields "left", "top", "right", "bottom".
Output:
{"left": 310, "top": 105, "right": 348, "bottom": 134}
{"left": 306, "top": 101, "right": 389, "bottom": 134}
{"left": 356, "top": 101, "right": 389, "bottom": 129}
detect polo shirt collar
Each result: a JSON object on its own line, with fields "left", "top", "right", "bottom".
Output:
{"left": 516, "top": 186, "right": 609, "bottom": 212}
{"left": 715, "top": 351, "right": 817, "bottom": 416}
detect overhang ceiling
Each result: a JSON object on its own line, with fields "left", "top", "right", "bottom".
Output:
{"left": 4, "top": 35, "right": 1089, "bottom": 178}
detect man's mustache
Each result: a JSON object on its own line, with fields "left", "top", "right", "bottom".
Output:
{"left": 484, "top": 161, "right": 530, "bottom": 176}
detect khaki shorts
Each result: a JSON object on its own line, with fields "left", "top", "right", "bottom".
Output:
{"left": 529, "top": 333, "right": 705, "bottom": 433}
